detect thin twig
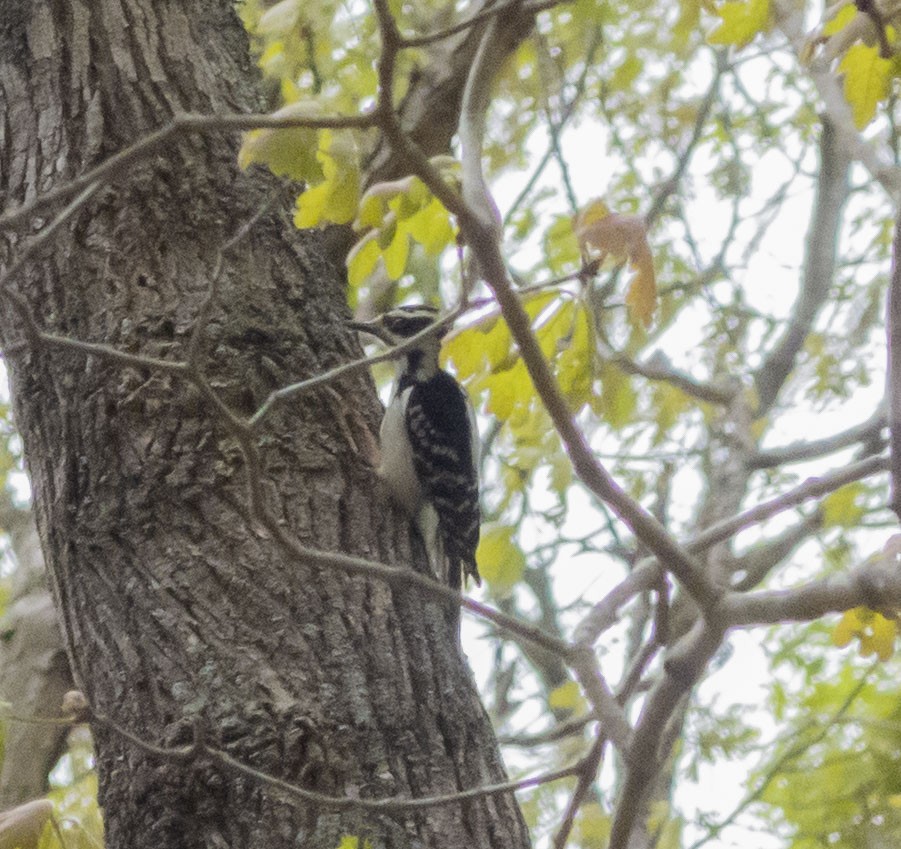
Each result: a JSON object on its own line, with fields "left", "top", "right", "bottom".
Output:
{"left": 572, "top": 454, "right": 889, "bottom": 648}
{"left": 684, "top": 673, "right": 870, "bottom": 849}
{"left": 552, "top": 732, "right": 606, "bottom": 849}
{"left": 612, "top": 353, "right": 736, "bottom": 406}
{"left": 400, "top": 0, "right": 559, "bottom": 48}
{"left": 90, "top": 706, "right": 584, "bottom": 813}
{"left": 0, "top": 113, "right": 376, "bottom": 232}
{"left": 888, "top": 208, "right": 901, "bottom": 519}
{"left": 187, "top": 187, "right": 288, "bottom": 366}
{"left": 0, "top": 181, "right": 103, "bottom": 341}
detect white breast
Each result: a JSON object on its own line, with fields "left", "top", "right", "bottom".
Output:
{"left": 378, "top": 387, "right": 422, "bottom": 516}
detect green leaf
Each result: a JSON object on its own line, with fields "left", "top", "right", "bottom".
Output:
{"left": 442, "top": 327, "right": 488, "bottom": 383}
{"left": 381, "top": 229, "right": 410, "bottom": 280}
{"left": 593, "top": 363, "right": 636, "bottom": 429}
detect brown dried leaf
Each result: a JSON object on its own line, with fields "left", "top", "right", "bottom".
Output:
{"left": 575, "top": 204, "right": 658, "bottom": 328}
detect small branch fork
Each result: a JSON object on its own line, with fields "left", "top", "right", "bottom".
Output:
{"left": 0, "top": 1, "right": 896, "bottom": 844}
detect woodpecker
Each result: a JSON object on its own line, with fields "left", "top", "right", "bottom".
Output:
{"left": 349, "top": 305, "right": 481, "bottom": 591}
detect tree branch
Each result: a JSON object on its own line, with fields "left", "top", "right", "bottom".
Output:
{"left": 775, "top": 0, "right": 901, "bottom": 202}
{"left": 612, "top": 352, "right": 736, "bottom": 406}
{"left": 0, "top": 112, "right": 376, "bottom": 232}
{"left": 446, "top": 7, "right": 722, "bottom": 612}
{"left": 723, "top": 555, "right": 901, "bottom": 626}
{"left": 754, "top": 116, "right": 851, "bottom": 414}
{"left": 691, "top": 453, "right": 888, "bottom": 553}
{"left": 888, "top": 209, "right": 901, "bottom": 518}
{"left": 608, "top": 621, "right": 724, "bottom": 849}
{"left": 729, "top": 512, "right": 822, "bottom": 591}
{"left": 87, "top": 707, "right": 586, "bottom": 813}
{"left": 748, "top": 408, "right": 886, "bottom": 469}
{"left": 572, "top": 454, "right": 888, "bottom": 647}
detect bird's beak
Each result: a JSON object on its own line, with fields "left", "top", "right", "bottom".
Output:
{"left": 347, "top": 318, "right": 389, "bottom": 344}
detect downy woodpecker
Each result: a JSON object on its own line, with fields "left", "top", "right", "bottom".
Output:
{"left": 349, "top": 305, "right": 481, "bottom": 591}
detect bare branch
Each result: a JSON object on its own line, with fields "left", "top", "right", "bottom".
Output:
{"left": 572, "top": 454, "right": 888, "bottom": 648}
{"left": 888, "top": 209, "right": 901, "bottom": 519}
{"left": 0, "top": 112, "right": 376, "bottom": 232}
{"left": 440, "top": 9, "right": 723, "bottom": 611}
{"left": 608, "top": 622, "right": 724, "bottom": 849}
{"left": 568, "top": 646, "right": 632, "bottom": 751}
{"left": 612, "top": 352, "right": 736, "bottom": 406}
{"left": 366, "top": 0, "right": 535, "bottom": 185}
{"left": 748, "top": 408, "right": 886, "bottom": 469}
{"left": 644, "top": 48, "right": 728, "bottom": 228}
{"left": 723, "top": 557, "right": 901, "bottom": 626}
{"left": 572, "top": 566, "right": 661, "bottom": 648}
{"left": 499, "top": 712, "right": 596, "bottom": 747}
{"left": 552, "top": 733, "right": 606, "bottom": 849}
{"left": 504, "top": 26, "right": 603, "bottom": 226}
{"left": 729, "top": 512, "right": 822, "bottom": 591}
{"left": 89, "top": 707, "right": 584, "bottom": 813}
{"left": 249, "top": 307, "right": 464, "bottom": 428}
{"left": 691, "top": 453, "right": 888, "bottom": 553}
{"left": 754, "top": 117, "right": 851, "bottom": 414}
{"left": 400, "top": 0, "right": 560, "bottom": 49}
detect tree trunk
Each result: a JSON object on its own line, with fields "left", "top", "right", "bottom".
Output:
{"left": 0, "top": 2, "right": 530, "bottom": 847}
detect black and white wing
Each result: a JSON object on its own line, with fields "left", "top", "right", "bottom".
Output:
{"left": 405, "top": 370, "right": 481, "bottom": 589}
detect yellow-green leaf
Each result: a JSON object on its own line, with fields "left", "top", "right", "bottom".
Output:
{"left": 822, "top": 3, "right": 857, "bottom": 37}
{"left": 382, "top": 230, "right": 410, "bottom": 280}
{"left": 821, "top": 482, "right": 866, "bottom": 528}
{"left": 476, "top": 524, "right": 526, "bottom": 595}
{"left": 708, "top": 0, "right": 771, "bottom": 47}
{"left": 860, "top": 611, "right": 897, "bottom": 661}
{"left": 480, "top": 360, "right": 532, "bottom": 422}
{"left": 593, "top": 363, "right": 637, "bottom": 429}
{"left": 404, "top": 197, "right": 455, "bottom": 255}
{"left": 557, "top": 304, "right": 593, "bottom": 408}
{"left": 481, "top": 317, "right": 515, "bottom": 371}
{"left": 346, "top": 234, "right": 380, "bottom": 290}
{"left": 442, "top": 327, "right": 487, "bottom": 382}
{"left": 575, "top": 802, "right": 611, "bottom": 848}
{"left": 839, "top": 42, "right": 891, "bottom": 129}
{"left": 294, "top": 129, "right": 361, "bottom": 228}
{"left": 238, "top": 102, "right": 323, "bottom": 180}
{"left": 548, "top": 680, "right": 586, "bottom": 713}
{"left": 334, "top": 836, "right": 373, "bottom": 849}
{"left": 832, "top": 607, "right": 863, "bottom": 648}
{"left": 833, "top": 606, "right": 898, "bottom": 661}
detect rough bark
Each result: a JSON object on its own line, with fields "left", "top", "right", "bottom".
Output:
{"left": 0, "top": 2, "right": 530, "bottom": 848}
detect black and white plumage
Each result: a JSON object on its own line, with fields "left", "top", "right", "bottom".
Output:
{"left": 350, "top": 305, "right": 481, "bottom": 590}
